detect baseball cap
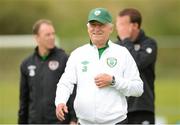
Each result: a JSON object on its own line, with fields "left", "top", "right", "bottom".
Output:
{"left": 88, "top": 8, "right": 112, "bottom": 24}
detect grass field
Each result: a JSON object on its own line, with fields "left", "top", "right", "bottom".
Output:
{"left": 0, "top": 82, "right": 19, "bottom": 123}
{"left": 155, "top": 79, "right": 180, "bottom": 123}
{"left": 0, "top": 78, "right": 179, "bottom": 124}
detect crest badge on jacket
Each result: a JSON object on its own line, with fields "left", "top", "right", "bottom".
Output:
{"left": 48, "top": 60, "right": 59, "bottom": 71}
{"left": 107, "top": 57, "right": 117, "bottom": 68}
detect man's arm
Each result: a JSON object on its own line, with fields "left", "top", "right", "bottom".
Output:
{"left": 112, "top": 48, "right": 144, "bottom": 97}
{"left": 18, "top": 63, "right": 29, "bottom": 124}
{"left": 55, "top": 51, "right": 77, "bottom": 121}
{"left": 67, "top": 85, "right": 77, "bottom": 124}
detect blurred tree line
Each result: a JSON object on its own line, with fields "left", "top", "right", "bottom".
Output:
{"left": 0, "top": 0, "right": 55, "bottom": 34}
{"left": 0, "top": 0, "right": 180, "bottom": 39}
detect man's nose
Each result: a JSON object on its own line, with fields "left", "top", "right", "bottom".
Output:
{"left": 94, "top": 25, "right": 101, "bottom": 31}
{"left": 50, "top": 34, "right": 55, "bottom": 39}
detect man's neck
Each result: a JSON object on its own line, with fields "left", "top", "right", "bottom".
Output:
{"left": 96, "top": 44, "right": 106, "bottom": 48}
{"left": 38, "top": 47, "right": 50, "bottom": 57}
{"left": 131, "top": 29, "right": 140, "bottom": 42}
{"left": 92, "top": 40, "right": 109, "bottom": 49}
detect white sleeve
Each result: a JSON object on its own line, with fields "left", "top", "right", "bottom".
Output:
{"left": 113, "top": 49, "right": 143, "bottom": 97}
{"left": 55, "top": 52, "right": 77, "bottom": 106}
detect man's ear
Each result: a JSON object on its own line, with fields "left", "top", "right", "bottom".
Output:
{"left": 110, "top": 24, "right": 114, "bottom": 34}
{"left": 133, "top": 23, "right": 139, "bottom": 30}
{"left": 34, "top": 34, "right": 39, "bottom": 44}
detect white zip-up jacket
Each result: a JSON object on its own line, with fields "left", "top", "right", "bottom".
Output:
{"left": 55, "top": 41, "right": 143, "bottom": 124}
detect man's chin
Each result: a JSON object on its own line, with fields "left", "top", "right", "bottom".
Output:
{"left": 92, "top": 38, "right": 103, "bottom": 43}
{"left": 48, "top": 45, "right": 55, "bottom": 50}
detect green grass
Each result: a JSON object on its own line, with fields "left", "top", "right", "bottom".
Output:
{"left": 0, "top": 82, "right": 19, "bottom": 123}
{"left": 0, "top": 78, "right": 179, "bottom": 123}
{"left": 155, "top": 79, "right": 180, "bottom": 123}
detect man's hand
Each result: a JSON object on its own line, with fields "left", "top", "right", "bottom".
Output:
{"left": 70, "top": 120, "right": 78, "bottom": 125}
{"left": 94, "top": 73, "right": 112, "bottom": 88}
{"left": 56, "top": 103, "right": 68, "bottom": 121}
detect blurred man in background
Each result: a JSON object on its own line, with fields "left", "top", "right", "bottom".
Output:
{"left": 116, "top": 8, "right": 157, "bottom": 124}
{"left": 18, "top": 19, "right": 77, "bottom": 124}
{"left": 55, "top": 8, "right": 143, "bottom": 124}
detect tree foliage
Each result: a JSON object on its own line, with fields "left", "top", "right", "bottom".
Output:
{"left": 0, "top": 0, "right": 179, "bottom": 36}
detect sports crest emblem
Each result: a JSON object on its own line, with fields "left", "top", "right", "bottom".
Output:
{"left": 134, "top": 44, "right": 140, "bottom": 51}
{"left": 107, "top": 57, "right": 117, "bottom": 68}
{"left": 28, "top": 65, "right": 36, "bottom": 77}
{"left": 48, "top": 60, "right": 59, "bottom": 71}
{"left": 146, "top": 47, "right": 152, "bottom": 54}
{"left": 94, "top": 10, "right": 101, "bottom": 16}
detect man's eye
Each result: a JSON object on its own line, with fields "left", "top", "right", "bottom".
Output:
{"left": 90, "top": 24, "right": 96, "bottom": 26}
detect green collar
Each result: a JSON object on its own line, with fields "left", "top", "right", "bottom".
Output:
{"left": 35, "top": 47, "right": 57, "bottom": 61}
{"left": 89, "top": 40, "right": 109, "bottom": 59}
{"left": 41, "top": 55, "right": 48, "bottom": 61}
{"left": 98, "top": 44, "right": 109, "bottom": 59}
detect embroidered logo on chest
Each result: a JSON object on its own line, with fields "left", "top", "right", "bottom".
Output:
{"left": 134, "top": 44, "right": 141, "bottom": 51}
{"left": 107, "top": 57, "right": 117, "bottom": 68}
{"left": 81, "top": 61, "right": 89, "bottom": 72}
{"left": 48, "top": 60, "right": 59, "bottom": 71}
{"left": 28, "top": 65, "right": 36, "bottom": 77}
{"left": 146, "top": 47, "right": 152, "bottom": 54}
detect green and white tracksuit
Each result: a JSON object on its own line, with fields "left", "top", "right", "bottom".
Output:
{"left": 55, "top": 40, "right": 143, "bottom": 124}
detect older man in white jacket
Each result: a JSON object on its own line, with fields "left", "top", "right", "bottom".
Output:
{"left": 55, "top": 8, "right": 143, "bottom": 124}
